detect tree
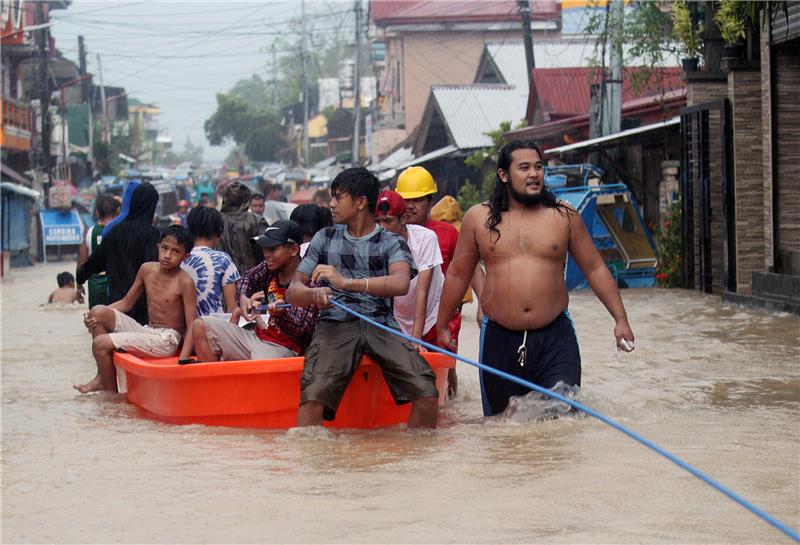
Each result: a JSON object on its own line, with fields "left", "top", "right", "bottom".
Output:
{"left": 463, "top": 121, "right": 513, "bottom": 202}
{"left": 204, "top": 93, "right": 284, "bottom": 162}
{"left": 457, "top": 180, "right": 482, "bottom": 212}
{"left": 204, "top": 5, "right": 355, "bottom": 164}
{"left": 583, "top": 1, "right": 679, "bottom": 93}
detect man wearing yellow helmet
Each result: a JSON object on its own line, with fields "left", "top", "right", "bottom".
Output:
{"left": 396, "top": 166, "right": 483, "bottom": 399}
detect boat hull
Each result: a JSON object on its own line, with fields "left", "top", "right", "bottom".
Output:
{"left": 113, "top": 352, "right": 454, "bottom": 429}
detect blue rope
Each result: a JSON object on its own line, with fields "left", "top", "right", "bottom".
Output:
{"left": 329, "top": 299, "right": 800, "bottom": 542}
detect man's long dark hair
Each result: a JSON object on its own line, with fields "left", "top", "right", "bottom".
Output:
{"left": 485, "top": 140, "right": 571, "bottom": 244}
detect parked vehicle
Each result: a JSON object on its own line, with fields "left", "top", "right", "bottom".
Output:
{"left": 545, "top": 164, "right": 658, "bottom": 290}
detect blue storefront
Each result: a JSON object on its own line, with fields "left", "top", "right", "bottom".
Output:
{"left": 1, "top": 182, "right": 41, "bottom": 268}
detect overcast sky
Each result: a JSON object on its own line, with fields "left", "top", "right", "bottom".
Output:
{"left": 51, "top": 1, "right": 354, "bottom": 162}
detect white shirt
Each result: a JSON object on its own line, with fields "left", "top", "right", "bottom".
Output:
{"left": 393, "top": 224, "right": 444, "bottom": 337}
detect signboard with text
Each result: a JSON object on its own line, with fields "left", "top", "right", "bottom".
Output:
{"left": 40, "top": 209, "right": 82, "bottom": 247}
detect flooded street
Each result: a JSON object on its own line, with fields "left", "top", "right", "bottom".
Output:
{"left": 2, "top": 261, "right": 798, "bottom": 544}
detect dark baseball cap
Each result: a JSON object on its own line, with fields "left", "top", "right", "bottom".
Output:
{"left": 252, "top": 219, "right": 301, "bottom": 248}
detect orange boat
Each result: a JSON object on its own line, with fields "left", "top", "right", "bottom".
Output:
{"left": 113, "top": 352, "right": 454, "bottom": 429}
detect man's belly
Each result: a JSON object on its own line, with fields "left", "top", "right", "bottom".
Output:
{"left": 479, "top": 266, "right": 568, "bottom": 330}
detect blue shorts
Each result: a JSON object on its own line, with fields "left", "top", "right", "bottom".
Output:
{"left": 479, "top": 312, "right": 581, "bottom": 416}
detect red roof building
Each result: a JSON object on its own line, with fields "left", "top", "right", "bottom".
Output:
{"left": 370, "top": 0, "right": 562, "bottom": 153}
{"left": 527, "top": 67, "right": 685, "bottom": 124}
{"left": 506, "top": 66, "right": 686, "bottom": 150}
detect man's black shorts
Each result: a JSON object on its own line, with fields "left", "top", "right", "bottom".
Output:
{"left": 479, "top": 312, "right": 581, "bottom": 416}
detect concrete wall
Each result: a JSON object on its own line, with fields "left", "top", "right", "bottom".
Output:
{"left": 383, "top": 30, "right": 518, "bottom": 137}
{"left": 773, "top": 43, "right": 800, "bottom": 275}
{"left": 728, "top": 68, "right": 764, "bottom": 294}
{"left": 760, "top": 24, "right": 775, "bottom": 271}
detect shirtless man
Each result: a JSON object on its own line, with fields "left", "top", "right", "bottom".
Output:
{"left": 74, "top": 225, "right": 197, "bottom": 393}
{"left": 436, "top": 140, "right": 634, "bottom": 416}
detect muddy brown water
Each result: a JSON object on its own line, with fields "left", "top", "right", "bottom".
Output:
{"left": 2, "top": 262, "right": 798, "bottom": 543}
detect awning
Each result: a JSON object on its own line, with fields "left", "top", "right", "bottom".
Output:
{"left": 395, "top": 145, "right": 458, "bottom": 170}
{"left": 546, "top": 117, "right": 680, "bottom": 155}
{"left": 370, "top": 146, "right": 414, "bottom": 173}
{"left": 1, "top": 182, "right": 41, "bottom": 200}
{"left": 1, "top": 163, "right": 32, "bottom": 186}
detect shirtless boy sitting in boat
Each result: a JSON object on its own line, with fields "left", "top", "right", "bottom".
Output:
{"left": 74, "top": 225, "right": 197, "bottom": 393}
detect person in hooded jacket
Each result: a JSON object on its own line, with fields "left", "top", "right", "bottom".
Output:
{"left": 77, "top": 182, "right": 160, "bottom": 325}
{"left": 219, "top": 182, "right": 267, "bottom": 276}
{"left": 102, "top": 180, "right": 140, "bottom": 237}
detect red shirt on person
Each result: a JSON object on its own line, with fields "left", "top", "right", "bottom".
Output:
{"left": 423, "top": 218, "right": 459, "bottom": 275}
{"left": 253, "top": 276, "right": 304, "bottom": 355}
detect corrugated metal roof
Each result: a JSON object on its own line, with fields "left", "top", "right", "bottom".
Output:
{"left": 372, "top": 146, "right": 414, "bottom": 172}
{"left": 546, "top": 116, "right": 680, "bottom": 154}
{"left": 431, "top": 84, "right": 527, "bottom": 149}
{"left": 396, "top": 145, "right": 458, "bottom": 170}
{"left": 531, "top": 67, "right": 684, "bottom": 120}
{"left": 484, "top": 41, "right": 595, "bottom": 88}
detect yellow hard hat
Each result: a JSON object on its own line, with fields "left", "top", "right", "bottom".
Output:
{"left": 395, "top": 166, "right": 437, "bottom": 199}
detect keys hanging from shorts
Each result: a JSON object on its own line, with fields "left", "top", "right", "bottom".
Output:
{"left": 516, "top": 330, "right": 528, "bottom": 367}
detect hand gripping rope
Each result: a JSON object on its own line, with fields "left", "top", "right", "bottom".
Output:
{"left": 328, "top": 299, "right": 800, "bottom": 542}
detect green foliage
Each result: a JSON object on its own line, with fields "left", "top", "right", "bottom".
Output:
{"left": 204, "top": 6, "right": 354, "bottom": 163}
{"left": 204, "top": 93, "right": 284, "bottom": 162}
{"left": 464, "top": 121, "right": 513, "bottom": 202}
{"left": 321, "top": 105, "right": 336, "bottom": 121}
{"left": 268, "top": 10, "right": 353, "bottom": 112}
{"left": 583, "top": 1, "right": 678, "bottom": 94}
{"left": 653, "top": 200, "right": 682, "bottom": 288}
{"left": 713, "top": 1, "right": 791, "bottom": 45}
{"left": 672, "top": 1, "right": 703, "bottom": 58}
{"left": 457, "top": 180, "right": 482, "bottom": 212}
{"left": 229, "top": 75, "right": 275, "bottom": 110}
{"left": 714, "top": 0, "right": 746, "bottom": 45}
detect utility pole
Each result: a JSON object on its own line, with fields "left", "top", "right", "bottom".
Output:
{"left": 603, "top": 0, "right": 623, "bottom": 136}
{"left": 77, "top": 36, "right": 90, "bottom": 100}
{"left": 271, "top": 43, "right": 279, "bottom": 111}
{"left": 518, "top": 0, "right": 535, "bottom": 86}
{"left": 352, "top": 0, "right": 362, "bottom": 164}
{"left": 36, "top": 1, "right": 51, "bottom": 192}
{"left": 97, "top": 54, "right": 110, "bottom": 145}
{"left": 301, "top": 0, "right": 310, "bottom": 167}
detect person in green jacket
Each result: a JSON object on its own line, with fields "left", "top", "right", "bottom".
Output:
{"left": 76, "top": 194, "right": 120, "bottom": 308}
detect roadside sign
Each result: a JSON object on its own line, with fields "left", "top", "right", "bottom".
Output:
{"left": 39, "top": 210, "right": 83, "bottom": 262}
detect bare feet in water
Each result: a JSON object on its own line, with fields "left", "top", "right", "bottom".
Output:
{"left": 73, "top": 375, "right": 106, "bottom": 394}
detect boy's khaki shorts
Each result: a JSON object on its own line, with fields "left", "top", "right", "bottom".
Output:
{"left": 300, "top": 319, "right": 439, "bottom": 421}
{"left": 201, "top": 316, "right": 296, "bottom": 360}
{"left": 109, "top": 309, "right": 180, "bottom": 358}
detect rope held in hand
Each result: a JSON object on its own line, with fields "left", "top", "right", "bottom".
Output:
{"left": 329, "top": 299, "right": 800, "bottom": 542}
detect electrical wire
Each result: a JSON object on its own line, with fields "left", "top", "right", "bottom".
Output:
{"left": 327, "top": 299, "right": 800, "bottom": 543}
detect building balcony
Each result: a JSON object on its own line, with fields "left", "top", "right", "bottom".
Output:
{"left": 0, "top": 97, "right": 32, "bottom": 152}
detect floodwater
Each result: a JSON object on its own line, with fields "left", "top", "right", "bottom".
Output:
{"left": 2, "top": 261, "right": 798, "bottom": 544}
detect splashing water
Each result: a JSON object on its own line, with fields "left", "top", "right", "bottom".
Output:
{"left": 500, "top": 381, "right": 582, "bottom": 423}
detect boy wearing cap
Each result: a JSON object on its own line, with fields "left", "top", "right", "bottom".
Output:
{"left": 286, "top": 167, "right": 439, "bottom": 429}
{"left": 374, "top": 190, "right": 444, "bottom": 347}
{"left": 190, "top": 219, "right": 318, "bottom": 362}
